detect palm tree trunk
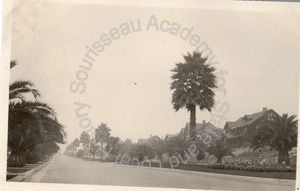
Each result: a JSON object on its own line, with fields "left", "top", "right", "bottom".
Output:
{"left": 284, "top": 150, "right": 291, "bottom": 166}
{"left": 277, "top": 151, "right": 284, "bottom": 164}
{"left": 139, "top": 156, "right": 143, "bottom": 162}
{"left": 190, "top": 104, "right": 196, "bottom": 140}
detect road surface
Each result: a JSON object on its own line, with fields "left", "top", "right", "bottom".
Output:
{"left": 25, "top": 154, "right": 295, "bottom": 191}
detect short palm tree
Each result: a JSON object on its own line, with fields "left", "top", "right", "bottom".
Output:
{"left": 8, "top": 101, "right": 66, "bottom": 166}
{"left": 8, "top": 61, "right": 66, "bottom": 166}
{"left": 8, "top": 102, "right": 43, "bottom": 166}
{"left": 171, "top": 51, "right": 217, "bottom": 140}
{"left": 251, "top": 114, "right": 298, "bottom": 165}
{"left": 206, "top": 136, "right": 234, "bottom": 163}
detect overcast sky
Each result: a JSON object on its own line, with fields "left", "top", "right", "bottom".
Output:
{"left": 9, "top": 1, "right": 299, "bottom": 144}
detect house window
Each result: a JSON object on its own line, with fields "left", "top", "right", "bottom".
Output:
{"left": 267, "top": 112, "right": 274, "bottom": 121}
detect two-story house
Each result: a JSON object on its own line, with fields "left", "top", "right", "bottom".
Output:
{"left": 224, "top": 107, "right": 279, "bottom": 148}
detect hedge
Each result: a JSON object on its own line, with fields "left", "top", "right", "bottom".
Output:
{"left": 207, "top": 163, "right": 296, "bottom": 172}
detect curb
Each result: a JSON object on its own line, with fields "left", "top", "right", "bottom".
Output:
{"left": 8, "top": 158, "right": 53, "bottom": 182}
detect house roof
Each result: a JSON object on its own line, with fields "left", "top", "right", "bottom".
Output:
{"left": 185, "top": 122, "right": 222, "bottom": 132}
{"left": 165, "top": 132, "right": 180, "bottom": 139}
{"left": 185, "top": 122, "right": 209, "bottom": 130}
{"left": 137, "top": 138, "right": 147, "bottom": 144}
{"left": 225, "top": 109, "right": 275, "bottom": 130}
{"left": 184, "top": 122, "right": 223, "bottom": 136}
{"left": 138, "top": 135, "right": 161, "bottom": 144}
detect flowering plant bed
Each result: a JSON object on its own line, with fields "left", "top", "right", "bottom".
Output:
{"left": 208, "top": 158, "right": 296, "bottom": 173}
{"left": 145, "top": 162, "right": 295, "bottom": 179}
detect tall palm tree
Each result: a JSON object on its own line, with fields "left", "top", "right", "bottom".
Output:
{"left": 206, "top": 136, "right": 234, "bottom": 163}
{"left": 251, "top": 114, "right": 298, "bottom": 165}
{"left": 171, "top": 51, "right": 217, "bottom": 140}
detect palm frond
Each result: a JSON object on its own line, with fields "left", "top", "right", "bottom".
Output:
{"left": 10, "top": 60, "right": 17, "bottom": 69}
{"left": 170, "top": 51, "right": 217, "bottom": 112}
{"left": 251, "top": 113, "right": 298, "bottom": 152}
{"left": 9, "top": 80, "right": 41, "bottom": 100}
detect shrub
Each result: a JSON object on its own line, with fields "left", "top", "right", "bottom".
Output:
{"left": 105, "top": 155, "right": 117, "bottom": 162}
{"left": 77, "top": 149, "right": 84, "bottom": 158}
{"left": 196, "top": 150, "right": 206, "bottom": 161}
{"left": 7, "top": 154, "right": 26, "bottom": 167}
{"left": 24, "top": 151, "right": 41, "bottom": 164}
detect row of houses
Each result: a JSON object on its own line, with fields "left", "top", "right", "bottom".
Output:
{"left": 138, "top": 107, "right": 279, "bottom": 148}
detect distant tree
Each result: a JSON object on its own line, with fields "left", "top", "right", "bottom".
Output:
{"left": 166, "top": 137, "right": 190, "bottom": 157}
{"left": 251, "top": 114, "right": 298, "bottom": 165}
{"left": 206, "top": 136, "right": 234, "bottom": 163}
{"left": 129, "top": 144, "right": 154, "bottom": 162}
{"left": 105, "top": 136, "right": 121, "bottom": 156}
{"left": 151, "top": 139, "right": 166, "bottom": 160}
{"left": 89, "top": 139, "right": 98, "bottom": 159}
{"left": 79, "top": 131, "right": 90, "bottom": 157}
{"left": 77, "top": 149, "right": 84, "bottom": 158}
{"left": 72, "top": 138, "right": 80, "bottom": 148}
{"left": 171, "top": 51, "right": 217, "bottom": 140}
{"left": 80, "top": 131, "right": 90, "bottom": 146}
{"left": 164, "top": 137, "right": 206, "bottom": 161}
{"left": 120, "top": 139, "right": 133, "bottom": 154}
{"left": 95, "top": 123, "right": 111, "bottom": 147}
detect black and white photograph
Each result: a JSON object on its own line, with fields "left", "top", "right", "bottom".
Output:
{"left": 1, "top": 0, "right": 300, "bottom": 191}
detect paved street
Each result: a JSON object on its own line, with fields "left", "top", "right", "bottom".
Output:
{"left": 25, "top": 154, "right": 295, "bottom": 191}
